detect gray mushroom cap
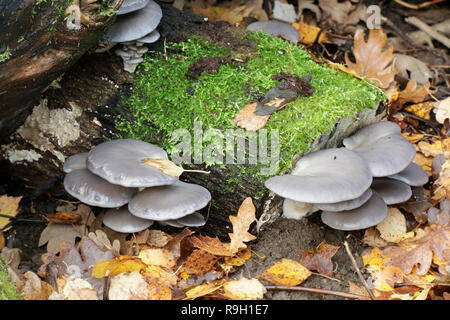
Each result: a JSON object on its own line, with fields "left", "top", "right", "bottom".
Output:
{"left": 105, "top": 0, "right": 162, "bottom": 42}
{"left": 316, "top": 188, "right": 373, "bottom": 212}
{"left": 87, "top": 139, "right": 177, "bottom": 188}
{"left": 343, "top": 122, "right": 416, "bottom": 177}
{"left": 265, "top": 148, "right": 372, "bottom": 203}
{"left": 321, "top": 191, "right": 388, "bottom": 231}
{"left": 371, "top": 178, "right": 412, "bottom": 205}
{"left": 136, "top": 30, "right": 160, "bottom": 44}
{"left": 128, "top": 181, "right": 211, "bottom": 221}
{"left": 176, "top": 212, "right": 206, "bottom": 227}
{"left": 64, "top": 169, "right": 137, "bottom": 208}
{"left": 158, "top": 220, "right": 185, "bottom": 228}
{"left": 63, "top": 152, "right": 88, "bottom": 173}
{"left": 388, "top": 162, "right": 429, "bottom": 187}
{"left": 103, "top": 206, "right": 153, "bottom": 233}
{"left": 246, "top": 20, "right": 299, "bottom": 43}
{"left": 117, "top": 0, "right": 150, "bottom": 15}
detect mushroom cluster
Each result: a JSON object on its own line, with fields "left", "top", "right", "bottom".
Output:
{"left": 63, "top": 139, "right": 211, "bottom": 233}
{"left": 98, "top": 0, "right": 162, "bottom": 73}
{"left": 265, "top": 121, "right": 428, "bottom": 231}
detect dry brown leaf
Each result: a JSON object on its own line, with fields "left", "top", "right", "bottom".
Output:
{"left": 184, "top": 282, "right": 223, "bottom": 300}
{"left": 38, "top": 223, "right": 82, "bottom": 253}
{"left": 146, "top": 230, "right": 172, "bottom": 247}
{"left": 222, "top": 278, "right": 265, "bottom": 300}
{"left": 0, "top": 195, "right": 21, "bottom": 231}
{"left": 189, "top": 0, "right": 268, "bottom": 25}
{"left": 231, "top": 102, "right": 270, "bottom": 131}
{"left": 43, "top": 212, "right": 82, "bottom": 224}
{"left": 299, "top": 242, "right": 340, "bottom": 277}
{"left": 21, "top": 271, "right": 54, "bottom": 300}
{"left": 318, "top": 0, "right": 355, "bottom": 24}
{"left": 182, "top": 249, "right": 220, "bottom": 275}
{"left": 189, "top": 235, "right": 234, "bottom": 257}
{"left": 345, "top": 28, "right": 396, "bottom": 89}
{"left": 418, "top": 138, "right": 450, "bottom": 158}
{"left": 227, "top": 197, "right": 257, "bottom": 254}
{"left": 397, "top": 80, "right": 431, "bottom": 106}
{"left": 414, "top": 152, "right": 433, "bottom": 176}
{"left": 259, "top": 258, "right": 312, "bottom": 286}
{"left": 382, "top": 223, "right": 450, "bottom": 275}
{"left": 347, "top": 281, "right": 370, "bottom": 300}
{"left": 223, "top": 246, "right": 252, "bottom": 267}
{"left": 108, "top": 270, "right": 151, "bottom": 300}
{"left": 362, "top": 227, "right": 389, "bottom": 248}
{"left": 433, "top": 97, "right": 450, "bottom": 124}
{"left": 432, "top": 159, "right": 450, "bottom": 202}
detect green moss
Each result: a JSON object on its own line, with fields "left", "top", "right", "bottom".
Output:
{"left": 0, "top": 257, "right": 21, "bottom": 300}
{"left": 116, "top": 32, "right": 385, "bottom": 188}
{"left": 0, "top": 48, "right": 11, "bottom": 63}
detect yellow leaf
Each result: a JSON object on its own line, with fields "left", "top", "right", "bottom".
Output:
{"left": 138, "top": 247, "right": 178, "bottom": 269}
{"left": 224, "top": 247, "right": 252, "bottom": 267}
{"left": 292, "top": 22, "right": 330, "bottom": 45}
{"left": 363, "top": 247, "right": 388, "bottom": 267}
{"left": 401, "top": 132, "right": 424, "bottom": 144}
{"left": 143, "top": 265, "right": 178, "bottom": 287}
{"left": 227, "top": 197, "right": 257, "bottom": 254}
{"left": 413, "top": 152, "right": 433, "bottom": 176}
{"left": 371, "top": 265, "right": 405, "bottom": 292}
{"left": 432, "top": 159, "right": 450, "bottom": 201}
{"left": 91, "top": 256, "right": 147, "bottom": 278}
{"left": 141, "top": 158, "right": 184, "bottom": 178}
{"left": 222, "top": 278, "right": 265, "bottom": 300}
{"left": 184, "top": 282, "right": 223, "bottom": 300}
{"left": 362, "top": 227, "right": 388, "bottom": 248}
{"left": 259, "top": 258, "right": 311, "bottom": 286}
{"left": 0, "top": 195, "right": 21, "bottom": 231}
{"left": 418, "top": 138, "right": 450, "bottom": 158}
{"left": 404, "top": 102, "right": 434, "bottom": 120}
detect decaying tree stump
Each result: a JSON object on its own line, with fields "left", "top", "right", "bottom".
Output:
{"left": 0, "top": 4, "right": 385, "bottom": 240}
{"left": 0, "top": 0, "right": 122, "bottom": 139}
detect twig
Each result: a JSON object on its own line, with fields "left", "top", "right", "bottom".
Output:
{"left": 393, "top": 0, "right": 447, "bottom": 9}
{"left": 310, "top": 271, "right": 342, "bottom": 283}
{"left": 343, "top": 240, "right": 376, "bottom": 300}
{"left": 405, "top": 16, "right": 450, "bottom": 49}
{"left": 265, "top": 285, "right": 367, "bottom": 300}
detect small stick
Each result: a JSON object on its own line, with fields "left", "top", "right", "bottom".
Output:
{"left": 405, "top": 16, "right": 450, "bottom": 49}
{"left": 310, "top": 271, "right": 342, "bottom": 283}
{"left": 343, "top": 240, "right": 376, "bottom": 300}
{"left": 393, "top": 0, "right": 447, "bottom": 10}
{"left": 265, "top": 285, "right": 368, "bottom": 300}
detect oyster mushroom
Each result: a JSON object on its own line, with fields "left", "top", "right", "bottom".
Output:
{"left": 247, "top": 20, "right": 300, "bottom": 43}
{"left": 103, "top": 206, "right": 153, "bottom": 233}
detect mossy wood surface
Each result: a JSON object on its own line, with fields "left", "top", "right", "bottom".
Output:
{"left": 0, "top": 5, "right": 385, "bottom": 239}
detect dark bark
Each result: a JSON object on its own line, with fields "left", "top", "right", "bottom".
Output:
{"left": 0, "top": 0, "right": 122, "bottom": 140}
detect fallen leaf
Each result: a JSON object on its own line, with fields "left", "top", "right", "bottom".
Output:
{"left": 227, "top": 197, "right": 257, "bottom": 254}
{"left": 299, "top": 242, "right": 340, "bottom": 277}
{"left": 222, "top": 278, "right": 265, "bottom": 300}
{"left": 318, "top": 0, "right": 355, "bottom": 25}
{"left": 223, "top": 247, "right": 252, "bottom": 267}
{"left": 401, "top": 132, "right": 424, "bottom": 144}
{"left": 433, "top": 97, "right": 450, "bottom": 124}
{"left": 182, "top": 249, "right": 220, "bottom": 275}
{"left": 397, "top": 80, "right": 431, "bottom": 106}
{"left": 189, "top": 235, "right": 234, "bottom": 257}
{"left": 345, "top": 28, "right": 396, "bottom": 89}
{"left": 404, "top": 102, "right": 434, "bottom": 120}
{"left": 376, "top": 208, "right": 413, "bottom": 243}
{"left": 141, "top": 158, "right": 185, "bottom": 178}
{"left": 38, "top": 223, "right": 82, "bottom": 253}
{"left": 382, "top": 223, "right": 450, "bottom": 275}
{"left": 292, "top": 22, "right": 330, "bottom": 45}
{"left": 347, "top": 281, "right": 370, "bottom": 300}
{"left": 432, "top": 159, "right": 450, "bottom": 202}
{"left": 259, "top": 258, "right": 311, "bottom": 286}
{"left": 418, "top": 138, "right": 450, "bottom": 158}
{"left": 413, "top": 152, "right": 433, "bottom": 176}
{"left": 43, "top": 212, "right": 81, "bottom": 224}
{"left": 88, "top": 229, "right": 120, "bottom": 255}
{"left": 146, "top": 277, "right": 173, "bottom": 300}
{"left": 20, "top": 271, "right": 54, "bottom": 300}
{"left": 362, "top": 227, "right": 388, "bottom": 248}
{"left": 394, "top": 54, "right": 433, "bottom": 85}
{"left": 92, "top": 256, "right": 147, "bottom": 278}
{"left": 0, "top": 195, "right": 21, "bottom": 231}
{"left": 50, "top": 278, "right": 99, "bottom": 300}
{"left": 184, "top": 282, "right": 223, "bottom": 300}
{"left": 146, "top": 229, "right": 172, "bottom": 247}
{"left": 108, "top": 270, "right": 151, "bottom": 300}
{"left": 232, "top": 102, "right": 270, "bottom": 131}
{"left": 189, "top": 0, "right": 268, "bottom": 25}
{"left": 143, "top": 265, "right": 178, "bottom": 287}
{"left": 370, "top": 265, "right": 405, "bottom": 292}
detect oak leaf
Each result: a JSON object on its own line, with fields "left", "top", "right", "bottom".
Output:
{"left": 345, "top": 28, "right": 396, "bottom": 89}
{"left": 189, "top": 235, "right": 234, "bottom": 257}
{"left": 433, "top": 96, "right": 450, "bottom": 124}
{"left": 299, "top": 242, "right": 340, "bottom": 277}
{"left": 182, "top": 249, "right": 220, "bottom": 275}
{"left": 227, "top": 197, "right": 257, "bottom": 254}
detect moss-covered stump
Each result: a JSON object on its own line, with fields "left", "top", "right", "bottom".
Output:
{"left": 116, "top": 31, "right": 385, "bottom": 237}
{"left": 0, "top": 5, "right": 385, "bottom": 240}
